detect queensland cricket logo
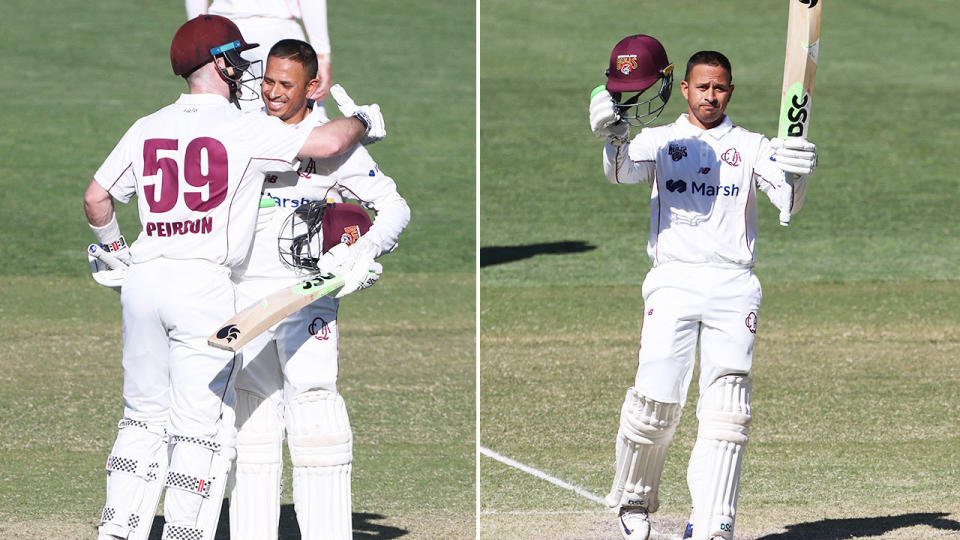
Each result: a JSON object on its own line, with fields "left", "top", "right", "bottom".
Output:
{"left": 216, "top": 324, "right": 241, "bottom": 342}
{"left": 721, "top": 148, "right": 742, "bottom": 167}
{"left": 617, "top": 55, "right": 639, "bottom": 75}
{"left": 308, "top": 317, "right": 330, "bottom": 341}
{"left": 340, "top": 225, "right": 361, "bottom": 246}
{"left": 745, "top": 312, "right": 758, "bottom": 334}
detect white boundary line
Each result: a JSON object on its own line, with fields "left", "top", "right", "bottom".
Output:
{"left": 479, "top": 446, "right": 609, "bottom": 507}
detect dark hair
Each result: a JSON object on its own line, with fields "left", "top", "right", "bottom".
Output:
{"left": 684, "top": 50, "right": 732, "bottom": 83}
{"left": 268, "top": 39, "right": 318, "bottom": 79}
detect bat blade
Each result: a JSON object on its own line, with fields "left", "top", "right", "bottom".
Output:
{"left": 778, "top": 0, "right": 822, "bottom": 140}
{"left": 207, "top": 272, "right": 345, "bottom": 352}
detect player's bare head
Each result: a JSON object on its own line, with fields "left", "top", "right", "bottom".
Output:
{"left": 268, "top": 39, "right": 319, "bottom": 80}
{"left": 262, "top": 39, "right": 319, "bottom": 123}
{"left": 171, "top": 15, "right": 261, "bottom": 105}
{"left": 684, "top": 50, "right": 732, "bottom": 85}
{"left": 680, "top": 51, "right": 734, "bottom": 130}
{"left": 604, "top": 34, "right": 674, "bottom": 127}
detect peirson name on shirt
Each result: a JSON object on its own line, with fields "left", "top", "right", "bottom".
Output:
{"left": 146, "top": 217, "right": 213, "bottom": 237}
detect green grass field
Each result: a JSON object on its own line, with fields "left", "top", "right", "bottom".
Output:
{"left": 0, "top": 1, "right": 474, "bottom": 538}
{"left": 480, "top": 1, "right": 960, "bottom": 538}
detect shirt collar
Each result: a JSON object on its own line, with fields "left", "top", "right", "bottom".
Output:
{"left": 175, "top": 93, "right": 232, "bottom": 105}
{"left": 676, "top": 113, "right": 735, "bottom": 140}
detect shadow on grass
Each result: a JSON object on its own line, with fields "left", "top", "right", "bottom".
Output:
{"left": 480, "top": 241, "right": 596, "bottom": 268}
{"left": 755, "top": 512, "right": 960, "bottom": 540}
{"left": 147, "top": 503, "right": 408, "bottom": 539}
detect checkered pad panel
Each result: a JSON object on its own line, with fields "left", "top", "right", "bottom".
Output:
{"left": 161, "top": 524, "right": 204, "bottom": 540}
{"left": 118, "top": 418, "right": 149, "bottom": 430}
{"left": 106, "top": 454, "right": 137, "bottom": 474}
{"left": 170, "top": 435, "right": 221, "bottom": 452}
{"left": 100, "top": 506, "right": 116, "bottom": 523}
{"left": 165, "top": 470, "right": 212, "bottom": 497}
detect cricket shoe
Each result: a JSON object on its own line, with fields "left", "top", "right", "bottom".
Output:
{"left": 682, "top": 523, "right": 728, "bottom": 540}
{"left": 618, "top": 506, "right": 650, "bottom": 539}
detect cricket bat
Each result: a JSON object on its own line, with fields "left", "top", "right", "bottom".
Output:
{"left": 778, "top": 0, "right": 822, "bottom": 140}
{"left": 208, "top": 272, "right": 345, "bottom": 352}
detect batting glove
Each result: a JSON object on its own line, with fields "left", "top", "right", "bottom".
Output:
{"left": 589, "top": 85, "right": 629, "bottom": 145}
{"left": 87, "top": 243, "right": 128, "bottom": 292}
{"left": 330, "top": 84, "right": 386, "bottom": 145}
{"left": 770, "top": 137, "right": 818, "bottom": 176}
{"left": 318, "top": 242, "right": 383, "bottom": 298}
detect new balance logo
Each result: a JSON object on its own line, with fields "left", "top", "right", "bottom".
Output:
{"left": 216, "top": 324, "right": 241, "bottom": 343}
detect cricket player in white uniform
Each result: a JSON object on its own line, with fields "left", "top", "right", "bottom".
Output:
{"left": 227, "top": 39, "right": 409, "bottom": 539}
{"left": 84, "top": 15, "right": 385, "bottom": 540}
{"left": 588, "top": 38, "right": 818, "bottom": 540}
{"left": 186, "top": 0, "right": 332, "bottom": 110}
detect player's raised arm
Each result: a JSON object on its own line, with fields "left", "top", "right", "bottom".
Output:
{"left": 590, "top": 35, "right": 673, "bottom": 186}
{"left": 298, "top": 85, "right": 385, "bottom": 159}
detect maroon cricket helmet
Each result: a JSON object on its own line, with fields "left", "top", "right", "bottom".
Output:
{"left": 321, "top": 202, "right": 372, "bottom": 253}
{"left": 605, "top": 34, "right": 672, "bottom": 93}
{"left": 170, "top": 15, "right": 258, "bottom": 76}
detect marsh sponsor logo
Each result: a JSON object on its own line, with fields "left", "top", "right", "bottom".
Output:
{"left": 264, "top": 195, "right": 319, "bottom": 208}
{"left": 665, "top": 179, "right": 687, "bottom": 193}
{"left": 692, "top": 182, "right": 740, "bottom": 197}
{"left": 666, "top": 179, "right": 740, "bottom": 197}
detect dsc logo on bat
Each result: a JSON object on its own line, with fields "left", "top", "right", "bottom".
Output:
{"left": 785, "top": 92, "right": 810, "bottom": 137}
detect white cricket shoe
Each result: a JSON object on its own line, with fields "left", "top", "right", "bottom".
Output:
{"left": 617, "top": 506, "right": 651, "bottom": 539}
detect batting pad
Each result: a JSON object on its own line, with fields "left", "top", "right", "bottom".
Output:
{"left": 230, "top": 390, "right": 284, "bottom": 540}
{"left": 605, "top": 387, "right": 683, "bottom": 511}
{"left": 161, "top": 432, "right": 236, "bottom": 540}
{"left": 687, "top": 374, "right": 751, "bottom": 540}
{"left": 286, "top": 390, "right": 353, "bottom": 539}
{"left": 100, "top": 418, "right": 168, "bottom": 540}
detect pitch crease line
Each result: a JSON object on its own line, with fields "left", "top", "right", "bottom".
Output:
{"left": 479, "top": 446, "right": 607, "bottom": 506}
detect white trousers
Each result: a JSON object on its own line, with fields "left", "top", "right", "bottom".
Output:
{"left": 234, "top": 277, "right": 340, "bottom": 404}
{"left": 633, "top": 263, "right": 762, "bottom": 404}
{"left": 120, "top": 258, "right": 238, "bottom": 436}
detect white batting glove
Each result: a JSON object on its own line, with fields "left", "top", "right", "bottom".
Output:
{"left": 771, "top": 138, "right": 818, "bottom": 176}
{"left": 255, "top": 196, "right": 277, "bottom": 233}
{"left": 318, "top": 242, "right": 383, "bottom": 298}
{"left": 589, "top": 85, "right": 629, "bottom": 145}
{"left": 330, "top": 84, "right": 386, "bottom": 145}
{"left": 87, "top": 243, "right": 128, "bottom": 292}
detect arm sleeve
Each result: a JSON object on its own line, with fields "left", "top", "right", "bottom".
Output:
{"left": 755, "top": 137, "right": 806, "bottom": 215}
{"left": 299, "top": 0, "right": 331, "bottom": 56}
{"left": 602, "top": 132, "right": 656, "bottom": 186}
{"left": 333, "top": 146, "right": 410, "bottom": 258}
{"left": 249, "top": 115, "right": 315, "bottom": 174}
{"left": 93, "top": 123, "right": 141, "bottom": 203}
{"left": 184, "top": 0, "right": 208, "bottom": 18}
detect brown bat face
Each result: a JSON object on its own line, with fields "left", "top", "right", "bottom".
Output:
{"left": 680, "top": 63, "right": 734, "bottom": 130}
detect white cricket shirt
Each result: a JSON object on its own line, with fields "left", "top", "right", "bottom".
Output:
{"left": 94, "top": 93, "right": 312, "bottom": 267}
{"left": 604, "top": 114, "right": 797, "bottom": 268}
{"left": 190, "top": 0, "right": 331, "bottom": 55}
{"left": 234, "top": 106, "right": 410, "bottom": 281}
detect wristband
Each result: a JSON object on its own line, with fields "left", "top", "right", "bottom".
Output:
{"left": 89, "top": 213, "right": 127, "bottom": 252}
